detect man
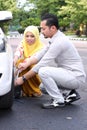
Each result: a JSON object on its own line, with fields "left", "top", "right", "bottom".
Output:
{"left": 15, "top": 13, "right": 86, "bottom": 109}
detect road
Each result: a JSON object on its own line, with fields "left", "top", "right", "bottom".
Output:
{"left": 0, "top": 37, "right": 87, "bottom": 130}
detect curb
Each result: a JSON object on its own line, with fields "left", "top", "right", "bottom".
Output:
{"left": 67, "top": 35, "right": 87, "bottom": 41}
{"left": 69, "top": 38, "right": 87, "bottom": 41}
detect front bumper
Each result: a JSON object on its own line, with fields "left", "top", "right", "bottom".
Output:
{"left": 0, "top": 44, "right": 13, "bottom": 96}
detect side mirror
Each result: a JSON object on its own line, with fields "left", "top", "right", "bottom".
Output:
{"left": 0, "top": 11, "right": 13, "bottom": 22}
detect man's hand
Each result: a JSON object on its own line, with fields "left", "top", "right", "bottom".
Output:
{"left": 18, "top": 58, "right": 30, "bottom": 72}
{"left": 14, "top": 77, "right": 24, "bottom": 86}
{"left": 18, "top": 62, "right": 27, "bottom": 72}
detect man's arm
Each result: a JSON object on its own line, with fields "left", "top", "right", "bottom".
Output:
{"left": 18, "top": 43, "right": 50, "bottom": 71}
{"left": 14, "top": 43, "right": 50, "bottom": 86}
{"left": 18, "top": 56, "right": 38, "bottom": 72}
{"left": 14, "top": 69, "right": 36, "bottom": 86}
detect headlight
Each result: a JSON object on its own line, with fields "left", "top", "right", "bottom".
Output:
{"left": 0, "top": 38, "right": 5, "bottom": 52}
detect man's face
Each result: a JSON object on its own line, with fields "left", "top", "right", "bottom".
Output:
{"left": 40, "top": 20, "right": 52, "bottom": 38}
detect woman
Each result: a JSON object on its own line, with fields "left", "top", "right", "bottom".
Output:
{"left": 14, "top": 25, "right": 44, "bottom": 97}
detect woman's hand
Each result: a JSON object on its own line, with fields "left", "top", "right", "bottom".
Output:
{"left": 13, "top": 56, "right": 18, "bottom": 66}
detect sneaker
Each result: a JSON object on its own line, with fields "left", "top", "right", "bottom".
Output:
{"left": 42, "top": 99, "right": 65, "bottom": 109}
{"left": 14, "top": 85, "right": 22, "bottom": 99}
{"left": 65, "top": 89, "right": 81, "bottom": 105}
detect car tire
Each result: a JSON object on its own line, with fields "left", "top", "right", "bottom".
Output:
{"left": 0, "top": 70, "right": 14, "bottom": 109}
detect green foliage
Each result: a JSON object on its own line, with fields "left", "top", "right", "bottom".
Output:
{"left": 0, "top": 0, "right": 16, "bottom": 33}
{"left": 21, "top": 17, "right": 40, "bottom": 28}
{"left": 29, "top": 0, "right": 66, "bottom": 17}
{"left": 17, "top": 28, "right": 25, "bottom": 34}
{"left": 59, "top": 0, "right": 87, "bottom": 28}
{"left": 0, "top": 0, "right": 87, "bottom": 34}
{"left": 0, "top": 0, "right": 16, "bottom": 11}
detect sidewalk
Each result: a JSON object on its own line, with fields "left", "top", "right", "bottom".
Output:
{"left": 67, "top": 35, "right": 87, "bottom": 41}
{"left": 71, "top": 40, "right": 87, "bottom": 49}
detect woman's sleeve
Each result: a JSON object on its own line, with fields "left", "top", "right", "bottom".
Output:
{"left": 14, "top": 42, "right": 24, "bottom": 58}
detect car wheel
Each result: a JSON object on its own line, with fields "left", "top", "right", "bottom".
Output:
{"left": 0, "top": 70, "right": 14, "bottom": 109}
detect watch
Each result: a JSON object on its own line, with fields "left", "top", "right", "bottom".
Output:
{"left": 22, "top": 75, "right": 26, "bottom": 82}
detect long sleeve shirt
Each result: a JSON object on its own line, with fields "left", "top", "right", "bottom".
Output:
{"left": 32, "top": 30, "right": 86, "bottom": 83}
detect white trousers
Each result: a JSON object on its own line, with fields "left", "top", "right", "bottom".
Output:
{"left": 38, "top": 67, "right": 81, "bottom": 102}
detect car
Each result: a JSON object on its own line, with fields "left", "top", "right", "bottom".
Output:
{"left": 0, "top": 11, "right": 14, "bottom": 109}
{"left": 7, "top": 31, "right": 20, "bottom": 38}
{"left": 0, "top": 27, "right": 5, "bottom": 38}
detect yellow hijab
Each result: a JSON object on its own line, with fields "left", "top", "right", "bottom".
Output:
{"left": 22, "top": 25, "right": 43, "bottom": 58}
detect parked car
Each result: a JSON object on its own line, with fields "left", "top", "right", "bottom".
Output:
{"left": 0, "top": 11, "right": 14, "bottom": 109}
{"left": 7, "top": 31, "right": 20, "bottom": 38}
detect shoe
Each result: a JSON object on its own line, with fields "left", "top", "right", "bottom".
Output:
{"left": 42, "top": 99, "right": 65, "bottom": 109}
{"left": 65, "top": 89, "right": 81, "bottom": 105}
{"left": 14, "top": 85, "right": 22, "bottom": 99}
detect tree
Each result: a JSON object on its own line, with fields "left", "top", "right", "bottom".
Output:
{"left": 1, "top": 0, "right": 86, "bottom": 34}
{"left": 58, "top": 0, "right": 87, "bottom": 29}
{"left": 29, "top": 0, "right": 87, "bottom": 33}
{"left": 29, "top": 0, "right": 66, "bottom": 17}
{"left": 0, "top": 0, "right": 16, "bottom": 9}
{"left": 0, "top": 0, "right": 17, "bottom": 32}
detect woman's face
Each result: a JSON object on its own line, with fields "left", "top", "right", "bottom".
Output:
{"left": 25, "top": 31, "right": 36, "bottom": 45}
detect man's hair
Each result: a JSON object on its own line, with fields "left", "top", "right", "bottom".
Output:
{"left": 41, "top": 13, "right": 59, "bottom": 29}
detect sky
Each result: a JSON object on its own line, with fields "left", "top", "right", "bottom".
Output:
{"left": 17, "top": 0, "right": 35, "bottom": 11}
{"left": 17, "top": 0, "right": 26, "bottom": 8}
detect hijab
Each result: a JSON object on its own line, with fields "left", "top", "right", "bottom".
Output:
{"left": 22, "top": 25, "right": 43, "bottom": 58}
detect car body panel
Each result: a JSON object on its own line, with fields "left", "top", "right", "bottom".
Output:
{"left": 0, "top": 11, "right": 14, "bottom": 108}
{"left": 0, "top": 44, "right": 13, "bottom": 95}
{"left": 0, "top": 11, "right": 12, "bottom": 21}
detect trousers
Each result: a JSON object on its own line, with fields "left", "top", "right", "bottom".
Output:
{"left": 38, "top": 67, "right": 81, "bottom": 102}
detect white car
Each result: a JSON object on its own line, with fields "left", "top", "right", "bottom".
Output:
{"left": 0, "top": 11, "right": 14, "bottom": 109}
{"left": 7, "top": 31, "right": 20, "bottom": 38}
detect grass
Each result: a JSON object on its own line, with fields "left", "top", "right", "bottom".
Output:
{"left": 64, "top": 30, "right": 87, "bottom": 38}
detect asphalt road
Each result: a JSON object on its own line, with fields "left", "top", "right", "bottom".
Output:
{"left": 0, "top": 37, "right": 87, "bottom": 130}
